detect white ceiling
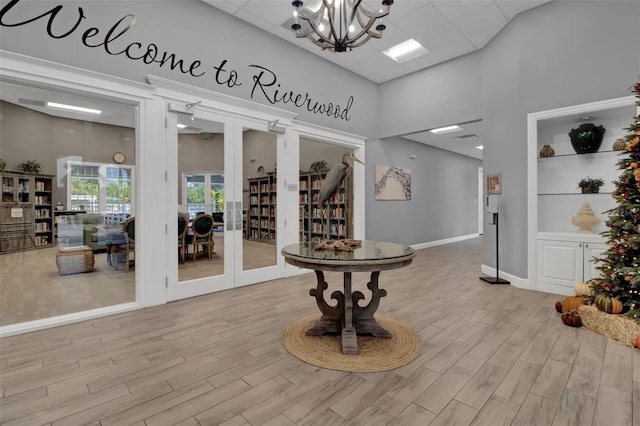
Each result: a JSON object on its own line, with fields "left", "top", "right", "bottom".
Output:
{"left": 203, "top": 0, "right": 551, "bottom": 160}
{"left": 402, "top": 119, "right": 484, "bottom": 159}
{"left": 203, "top": 0, "right": 550, "bottom": 84}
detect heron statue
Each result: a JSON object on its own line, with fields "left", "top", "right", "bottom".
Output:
{"left": 317, "top": 152, "right": 364, "bottom": 240}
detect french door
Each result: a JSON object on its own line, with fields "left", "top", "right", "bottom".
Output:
{"left": 167, "top": 109, "right": 285, "bottom": 301}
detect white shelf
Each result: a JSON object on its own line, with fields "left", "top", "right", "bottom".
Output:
{"left": 528, "top": 95, "right": 637, "bottom": 294}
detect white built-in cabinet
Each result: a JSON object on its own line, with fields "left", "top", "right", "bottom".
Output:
{"left": 537, "top": 235, "right": 607, "bottom": 295}
{"left": 528, "top": 96, "right": 637, "bottom": 296}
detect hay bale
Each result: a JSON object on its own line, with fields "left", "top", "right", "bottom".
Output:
{"left": 578, "top": 304, "right": 640, "bottom": 347}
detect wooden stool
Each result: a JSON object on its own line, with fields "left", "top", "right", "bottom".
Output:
{"left": 56, "top": 245, "right": 95, "bottom": 275}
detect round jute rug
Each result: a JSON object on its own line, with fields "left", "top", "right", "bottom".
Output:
{"left": 282, "top": 314, "right": 421, "bottom": 372}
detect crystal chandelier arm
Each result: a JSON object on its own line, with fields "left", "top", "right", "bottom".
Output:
{"left": 324, "top": 0, "right": 340, "bottom": 46}
{"left": 291, "top": 0, "right": 392, "bottom": 52}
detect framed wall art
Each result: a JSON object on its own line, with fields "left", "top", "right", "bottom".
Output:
{"left": 375, "top": 165, "right": 412, "bottom": 200}
{"left": 487, "top": 172, "right": 502, "bottom": 194}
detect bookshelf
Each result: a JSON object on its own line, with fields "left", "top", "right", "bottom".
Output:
{"left": 0, "top": 171, "right": 54, "bottom": 253}
{"left": 299, "top": 171, "right": 351, "bottom": 242}
{"left": 247, "top": 173, "right": 277, "bottom": 243}
{"left": 246, "top": 171, "right": 353, "bottom": 244}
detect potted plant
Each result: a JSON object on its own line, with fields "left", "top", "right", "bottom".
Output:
{"left": 578, "top": 177, "right": 604, "bottom": 193}
{"left": 0, "top": 158, "right": 6, "bottom": 173}
{"left": 309, "top": 160, "right": 328, "bottom": 174}
{"left": 17, "top": 160, "right": 43, "bottom": 174}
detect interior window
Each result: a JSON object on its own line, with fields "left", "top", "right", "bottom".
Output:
{"left": 183, "top": 172, "right": 224, "bottom": 220}
{"left": 68, "top": 161, "right": 134, "bottom": 217}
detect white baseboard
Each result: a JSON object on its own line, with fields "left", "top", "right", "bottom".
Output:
{"left": 411, "top": 233, "right": 480, "bottom": 251}
{"left": 0, "top": 302, "right": 140, "bottom": 338}
{"left": 480, "top": 264, "right": 530, "bottom": 289}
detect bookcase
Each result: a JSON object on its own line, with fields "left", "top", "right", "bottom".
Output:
{"left": 246, "top": 171, "right": 353, "bottom": 244}
{"left": 1, "top": 171, "right": 54, "bottom": 253}
{"left": 299, "top": 171, "right": 351, "bottom": 242}
{"left": 33, "top": 175, "right": 54, "bottom": 247}
{"left": 247, "top": 173, "right": 277, "bottom": 243}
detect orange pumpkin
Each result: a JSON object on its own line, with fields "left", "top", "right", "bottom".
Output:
{"left": 558, "top": 296, "right": 587, "bottom": 313}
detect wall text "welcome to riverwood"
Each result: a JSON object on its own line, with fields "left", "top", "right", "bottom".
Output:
{"left": 0, "top": 0, "right": 354, "bottom": 121}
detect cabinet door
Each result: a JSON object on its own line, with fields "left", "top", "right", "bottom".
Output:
{"left": 583, "top": 242, "right": 608, "bottom": 281}
{"left": 537, "top": 240, "right": 582, "bottom": 295}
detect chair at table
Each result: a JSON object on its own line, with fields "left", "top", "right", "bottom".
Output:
{"left": 178, "top": 213, "right": 189, "bottom": 263}
{"left": 191, "top": 213, "right": 214, "bottom": 261}
{"left": 111, "top": 217, "right": 135, "bottom": 272}
{"left": 212, "top": 211, "right": 224, "bottom": 225}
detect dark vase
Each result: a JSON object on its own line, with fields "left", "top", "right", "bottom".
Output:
{"left": 569, "top": 123, "right": 606, "bottom": 154}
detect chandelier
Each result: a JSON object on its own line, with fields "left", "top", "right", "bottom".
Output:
{"left": 291, "top": 0, "right": 393, "bottom": 52}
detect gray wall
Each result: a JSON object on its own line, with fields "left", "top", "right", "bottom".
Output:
{"left": 366, "top": 137, "right": 481, "bottom": 245}
{"left": 0, "top": 0, "right": 380, "bottom": 139}
{"left": 0, "top": 101, "right": 136, "bottom": 206}
{"left": 377, "top": 0, "right": 640, "bottom": 278}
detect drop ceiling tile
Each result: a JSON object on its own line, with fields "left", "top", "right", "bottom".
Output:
{"left": 432, "top": 0, "right": 492, "bottom": 21}
{"left": 235, "top": 8, "right": 278, "bottom": 31}
{"left": 237, "top": 1, "right": 292, "bottom": 27}
{"left": 387, "top": 0, "right": 434, "bottom": 20}
{"left": 453, "top": 3, "right": 507, "bottom": 37}
{"left": 392, "top": 3, "right": 453, "bottom": 33}
{"left": 416, "top": 22, "right": 468, "bottom": 51}
{"left": 202, "top": 0, "right": 247, "bottom": 15}
{"left": 466, "top": 23, "right": 503, "bottom": 49}
{"left": 494, "top": 0, "right": 550, "bottom": 20}
{"left": 357, "top": 54, "right": 412, "bottom": 81}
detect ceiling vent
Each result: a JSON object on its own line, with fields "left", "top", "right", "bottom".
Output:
{"left": 454, "top": 134, "right": 479, "bottom": 139}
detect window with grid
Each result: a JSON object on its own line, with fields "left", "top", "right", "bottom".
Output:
{"left": 68, "top": 161, "right": 134, "bottom": 215}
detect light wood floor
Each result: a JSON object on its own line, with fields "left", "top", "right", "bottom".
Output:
{"left": 0, "top": 238, "right": 636, "bottom": 425}
{"left": 0, "top": 237, "right": 276, "bottom": 326}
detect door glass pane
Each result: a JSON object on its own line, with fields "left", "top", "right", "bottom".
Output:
{"left": 243, "top": 128, "right": 277, "bottom": 271}
{"left": 0, "top": 80, "right": 137, "bottom": 327}
{"left": 178, "top": 119, "right": 225, "bottom": 281}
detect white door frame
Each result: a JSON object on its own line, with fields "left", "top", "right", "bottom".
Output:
{"left": 478, "top": 166, "right": 484, "bottom": 235}
{"left": 148, "top": 75, "right": 366, "bottom": 300}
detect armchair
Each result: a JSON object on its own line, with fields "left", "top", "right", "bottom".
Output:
{"left": 111, "top": 217, "right": 135, "bottom": 271}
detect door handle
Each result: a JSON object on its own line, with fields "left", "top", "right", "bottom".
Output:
{"left": 235, "top": 202, "right": 242, "bottom": 231}
{"left": 226, "top": 201, "right": 234, "bottom": 231}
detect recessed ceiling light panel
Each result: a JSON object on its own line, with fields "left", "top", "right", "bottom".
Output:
{"left": 383, "top": 39, "right": 428, "bottom": 63}
{"left": 47, "top": 102, "right": 101, "bottom": 115}
{"left": 430, "top": 125, "right": 463, "bottom": 134}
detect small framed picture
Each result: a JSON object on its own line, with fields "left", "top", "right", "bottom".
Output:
{"left": 487, "top": 173, "right": 502, "bottom": 194}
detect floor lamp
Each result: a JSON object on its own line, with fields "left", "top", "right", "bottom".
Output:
{"left": 480, "top": 195, "right": 510, "bottom": 285}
